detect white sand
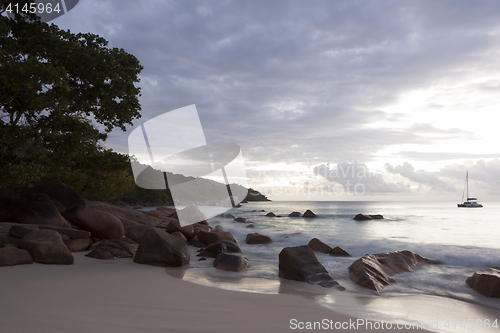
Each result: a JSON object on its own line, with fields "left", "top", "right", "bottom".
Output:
{"left": 0, "top": 253, "right": 430, "bottom": 333}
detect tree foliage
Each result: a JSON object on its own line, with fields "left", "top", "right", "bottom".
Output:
{"left": 0, "top": 0, "right": 143, "bottom": 200}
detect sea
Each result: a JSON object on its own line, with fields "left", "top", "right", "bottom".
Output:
{"left": 148, "top": 201, "right": 500, "bottom": 331}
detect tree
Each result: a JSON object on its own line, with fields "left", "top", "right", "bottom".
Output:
{"left": 0, "top": 0, "right": 143, "bottom": 200}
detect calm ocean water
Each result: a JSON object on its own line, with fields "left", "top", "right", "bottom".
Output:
{"left": 161, "top": 201, "right": 500, "bottom": 329}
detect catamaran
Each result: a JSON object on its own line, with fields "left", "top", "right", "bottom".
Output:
{"left": 457, "top": 170, "right": 483, "bottom": 208}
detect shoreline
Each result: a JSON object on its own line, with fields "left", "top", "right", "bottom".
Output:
{"left": 0, "top": 252, "right": 429, "bottom": 333}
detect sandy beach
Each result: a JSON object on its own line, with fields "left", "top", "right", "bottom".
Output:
{"left": 0, "top": 252, "right": 430, "bottom": 333}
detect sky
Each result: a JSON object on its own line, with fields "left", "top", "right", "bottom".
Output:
{"left": 52, "top": 0, "right": 500, "bottom": 201}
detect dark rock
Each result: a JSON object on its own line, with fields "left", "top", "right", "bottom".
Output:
{"left": 90, "top": 240, "right": 135, "bottom": 258}
{"left": 214, "top": 253, "right": 249, "bottom": 272}
{"left": 0, "top": 232, "right": 21, "bottom": 247}
{"left": 466, "top": 270, "right": 500, "bottom": 297}
{"left": 123, "top": 237, "right": 135, "bottom": 244}
{"left": 85, "top": 248, "right": 114, "bottom": 260}
{"left": 14, "top": 201, "right": 71, "bottom": 227}
{"left": 198, "top": 230, "right": 237, "bottom": 246}
{"left": 86, "top": 201, "right": 165, "bottom": 227}
{"left": 32, "top": 177, "right": 86, "bottom": 209}
{"left": 246, "top": 223, "right": 255, "bottom": 228}
{"left": 214, "top": 225, "right": 224, "bottom": 232}
{"left": 246, "top": 233, "right": 273, "bottom": 244}
{"left": 9, "top": 225, "right": 39, "bottom": 238}
{"left": 197, "top": 243, "right": 228, "bottom": 258}
{"left": 307, "top": 238, "right": 333, "bottom": 254}
{"left": 0, "top": 247, "right": 33, "bottom": 266}
{"left": 187, "top": 241, "right": 206, "bottom": 248}
{"left": 164, "top": 219, "right": 182, "bottom": 234}
{"left": 179, "top": 225, "right": 195, "bottom": 241}
{"left": 217, "top": 240, "right": 241, "bottom": 253}
{"left": 348, "top": 250, "right": 440, "bottom": 292}
{"left": 329, "top": 246, "right": 351, "bottom": 257}
{"left": 67, "top": 238, "right": 93, "bottom": 252}
{"left": 125, "top": 225, "right": 152, "bottom": 242}
{"left": 265, "top": 212, "right": 276, "bottom": 217}
{"left": 20, "top": 229, "right": 74, "bottom": 265}
{"left": 133, "top": 229, "right": 190, "bottom": 267}
{"left": 62, "top": 205, "right": 124, "bottom": 240}
{"left": 288, "top": 212, "right": 301, "bottom": 217}
{"left": 171, "top": 231, "right": 187, "bottom": 242}
{"left": 133, "top": 205, "right": 143, "bottom": 209}
{"left": 39, "top": 225, "right": 92, "bottom": 239}
{"left": 233, "top": 217, "right": 248, "bottom": 223}
{"left": 60, "top": 233, "right": 71, "bottom": 244}
{"left": 353, "top": 214, "right": 383, "bottom": 220}
{"left": 279, "top": 245, "right": 344, "bottom": 289}
{"left": 302, "top": 210, "right": 317, "bottom": 218}
{"left": 198, "top": 257, "right": 207, "bottom": 261}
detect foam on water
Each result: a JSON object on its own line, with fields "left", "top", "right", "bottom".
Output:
{"left": 161, "top": 201, "right": 500, "bottom": 330}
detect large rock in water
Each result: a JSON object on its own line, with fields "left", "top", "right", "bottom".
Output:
{"left": 62, "top": 205, "right": 124, "bottom": 240}
{"left": 466, "top": 270, "right": 500, "bottom": 297}
{"left": 20, "top": 229, "right": 74, "bottom": 265}
{"left": 308, "top": 238, "right": 333, "bottom": 254}
{"left": 214, "top": 253, "right": 249, "bottom": 272}
{"left": 197, "top": 230, "right": 237, "bottom": 246}
{"left": 197, "top": 243, "right": 228, "bottom": 258}
{"left": 279, "top": 245, "right": 344, "bottom": 289}
{"left": 0, "top": 247, "right": 33, "bottom": 266}
{"left": 348, "top": 250, "right": 440, "bottom": 292}
{"left": 353, "top": 214, "right": 384, "bottom": 220}
{"left": 302, "top": 209, "right": 317, "bottom": 218}
{"left": 245, "top": 233, "right": 272, "bottom": 244}
{"left": 134, "top": 229, "right": 190, "bottom": 267}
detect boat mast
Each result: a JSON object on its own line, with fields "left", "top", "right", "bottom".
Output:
{"left": 466, "top": 170, "right": 469, "bottom": 200}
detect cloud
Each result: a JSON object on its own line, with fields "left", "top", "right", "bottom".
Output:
{"left": 385, "top": 161, "right": 456, "bottom": 191}
{"left": 314, "top": 161, "right": 410, "bottom": 193}
{"left": 51, "top": 1, "right": 500, "bottom": 169}
{"left": 439, "top": 159, "right": 500, "bottom": 195}
{"left": 397, "top": 151, "right": 500, "bottom": 161}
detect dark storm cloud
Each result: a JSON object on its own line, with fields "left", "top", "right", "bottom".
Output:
{"left": 54, "top": 0, "right": 500, "bottom": 164}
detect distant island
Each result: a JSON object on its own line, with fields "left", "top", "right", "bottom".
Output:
{"left": 118, "top": 163, "right": 270, "bottom": 206}
{"left": 244, "top": 188, "right": 271, "bottom": 202}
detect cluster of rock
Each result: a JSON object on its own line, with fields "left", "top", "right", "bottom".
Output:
{"left": 0, "top": 178, "right": 181, "bottom": 266}
{"left": 265, "top": 209, "right": 317, "bottom": 218}
{"left": 3, "top": 185, "right": 498, "bottom": 298}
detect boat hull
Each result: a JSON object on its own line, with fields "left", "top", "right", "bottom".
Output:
{"left": 457, "top": 203, "right": 483, "bottom": 208}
